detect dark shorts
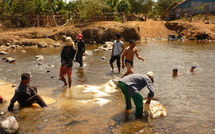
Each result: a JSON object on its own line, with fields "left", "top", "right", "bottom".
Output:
{"left": 110, "top": 55, "right": 121, "bottom": 68}
{"left": 125, "top": 60, "right": 133, "bottom": 66}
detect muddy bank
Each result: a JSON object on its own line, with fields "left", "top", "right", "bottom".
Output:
{"left": 0, "top": 22, "right": 140, "bottom": 51}
{"left": 165, "top": 21, "right": 215, "bottom": 40}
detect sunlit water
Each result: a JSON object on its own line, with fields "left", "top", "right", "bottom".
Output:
{"left": 0, "top": 41, "right": 215, "bottom": 134}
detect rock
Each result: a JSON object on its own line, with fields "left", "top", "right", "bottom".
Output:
{"left": 205, "top": 22, "right": 211, "bottom": 24}
{"left": 47, "top": 64, "right": 55, "bottom": 67}
{"left": 5, "top": 43, "right": 11, "bottom": 47}
{"left": 37, "top": 62, "right": 43, "bottom": 65}
{"left": 10, "top": 45, "right": 16, "bottom": 49}
{"left": 0, "top": 116, "right": 19, "bottom": 134}
{"left": 50, "top": 76, "right": 54, "bottom": 79}
{"left": 53, "top": 44, "right": 60, "bottom": 47}
{"left": 83, "top": 56, "right": 87, "bottom": 61}
{"left": 0, "top": 51, "right": 9, "bottom": 55}
{"left": 37, "top": 43, "right": 47, "bottom": 48}
{"left": 85, "top": 50, "right": 92, "bottom": 56}
{"left": 20, "top": 50, "right": 26, "bottom": 53}
{"left": 96, "top": 42, "right": 113, "bottom": 51}
{"left": 2, "top": 57, "right": 16, "bottom": 63}
{"left": 101, "top": 57, "right": 106, "bottom": 60}
{"left": 35, "top": 55, "right": 44, "bottom": 61}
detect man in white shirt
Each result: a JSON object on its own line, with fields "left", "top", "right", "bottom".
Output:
{"left": 110, "top": 33, "right": 124, "bottom": 74}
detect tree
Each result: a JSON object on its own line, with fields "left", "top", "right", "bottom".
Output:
{"left": 117, "top": 0, "right": 131, "bottom": 13}
{"left": 77, "top": 0, "right": 106, "bottom": 22}
{"left": 155, "top": 0, "right": 182, "bottom": 18}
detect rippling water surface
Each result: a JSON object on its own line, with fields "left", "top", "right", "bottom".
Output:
{"left": 0, "top": 41, "right": 215, "bottom": 134}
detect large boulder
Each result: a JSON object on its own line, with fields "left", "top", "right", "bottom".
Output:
{"left": 0, "top": 115, "right": 19, "bottom": 134}
{"left": 95, "top": 42, "right": 113, "bottom": 51}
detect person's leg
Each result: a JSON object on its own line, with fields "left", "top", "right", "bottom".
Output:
{"left": 80, "top": 53, "right": 83, "bottom": 67}
{"left": 132, "top": 93, "right": 143, "bottom": 119}
{"left": 118, "top": 82, "right": 132, "bottom": 110}
{"left": 67, "top": 67, "right": 72, "bottom": 88}
{"left": 60, "top": 66, "right": 67, "bottom": 86}
{"left": 116, "top": 56, "right": 121, "bottom": 73}
{"left": 122, "top": 62, "right": 133, "bottom": 77}
{"left": 25, "top": 95, "right": 47, "bottom": 107}
{"left": 76, "top": 53, "right": 83, "bottom": 67}
{"left": 110, "top": 56, "right": 116, "bottom": 71}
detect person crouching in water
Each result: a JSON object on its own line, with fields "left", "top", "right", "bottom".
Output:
{"left": 75, "top": 34, "right": 85, "bottom": 67}
{"left": 8, "top": 73, "right": 47, "bottom": 111}
{"left": 60, "top": 37, "right": 76, "bottom": 87}
{"left": 121, "top": 40, "right": 144, "bottom": 77}
{"left": 118, "top": 72, "right": 155, "bottom": 119}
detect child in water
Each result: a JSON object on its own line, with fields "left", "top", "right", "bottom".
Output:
{"left": 121, "top": 40, "right": 144, "bottom": 77}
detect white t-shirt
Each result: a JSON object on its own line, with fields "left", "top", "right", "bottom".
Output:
{"left": 113, "top": 40, "right": 124, "bottom": 56}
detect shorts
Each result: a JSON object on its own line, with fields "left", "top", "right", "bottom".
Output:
{"left": 60, "top": 66, "right": 72, "bottom": 75}
{"left": 125, "top": 60, "right": 133, "bottom": 66}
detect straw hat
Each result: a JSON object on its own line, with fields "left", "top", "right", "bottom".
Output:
{"left": 147, "top": 71, "right": 155, "bottom": 79}
{"left": 65, "top": 37, "right": 74, "bottom": 46}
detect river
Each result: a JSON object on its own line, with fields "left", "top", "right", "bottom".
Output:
{"left": 0, "top": 41, "right": 215, "bottom": 134}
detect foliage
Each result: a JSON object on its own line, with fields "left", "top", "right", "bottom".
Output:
{"left": 0, "top": 0, "right": 187, "bottom": 27}
{"left": 155, "top": 0, "right": 182, "bottom": 18}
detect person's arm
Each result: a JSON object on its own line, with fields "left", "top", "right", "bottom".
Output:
{"left": 135, "top": 48, "right": 144, "bottom": 61}
{"left": 145, "top": 79, "right": 155, "bottom": 104}
{"left": 8, "top": 90, "right": 20, "bottom": 111}
{"left": 61, "top": 47, "right": 66, "bottom": 65}
{"left": 121, "top": 49, "right": 127, "bottom": 69}
{"left": 68, "top": 48, "right": 77, "bottom": 65}
{"left": 82, "top": 41, "right": 85, "bottom": 54}
{"left": 30, "top": 86, "right": 38, "bottom": 95}
{"left": 120, "top": 43, "right": 125, "bottom": 55}
{"left": 111, "top": 42, "right": 115, "bottom": 57}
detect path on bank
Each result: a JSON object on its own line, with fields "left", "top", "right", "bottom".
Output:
{"left": 128, "top": 21, "right": 176, "bottom": 39}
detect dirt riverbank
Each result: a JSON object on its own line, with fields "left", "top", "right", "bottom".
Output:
{"left": 0, "top": 20, "right": 214, "bottom": 51}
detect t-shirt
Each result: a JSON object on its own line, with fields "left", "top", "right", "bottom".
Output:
{"left": 119, "top": 74, "right": 155, "bottom": 97}
{"left": 113, "top": 40, "right": 124, "bottom": 56}
{"left": 61, "top": 46, "right": 76, "bottom": 67}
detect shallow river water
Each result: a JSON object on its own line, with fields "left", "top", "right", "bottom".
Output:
{"left": 0, "top": 41, "right": 215, "bottom": 134}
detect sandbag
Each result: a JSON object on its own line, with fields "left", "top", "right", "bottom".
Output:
{"left": 143, "top": 99, "right": 167, "bottom": 118}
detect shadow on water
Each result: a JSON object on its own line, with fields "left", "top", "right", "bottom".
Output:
{"left": 0, "top": 41, "right": 215, "bottom": 133}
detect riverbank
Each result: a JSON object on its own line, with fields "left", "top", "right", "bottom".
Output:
{"left": 0, "top": 20, "right": 215, "bottom": 51}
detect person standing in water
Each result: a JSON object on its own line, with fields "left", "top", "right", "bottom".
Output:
{"left": 121, "top": 40, "right": 144, "bottom": 77}
{"left": 60, "top": 37, "right": 76, "bottom": 87}
{"left": 8, "top": 73, "right": 47, "bottom": 111}
{"left": 110, "top": 33, "right": 124, "bottom": 74}
{"left": 118, "top": 72, "right": 155, "bottom": 119}
{"left": 75, "top": 34, "right": 85, "bottom": 67}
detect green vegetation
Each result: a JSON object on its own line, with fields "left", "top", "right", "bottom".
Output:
{"left": 0, "top": 0, "right": 183, "bottom": 27}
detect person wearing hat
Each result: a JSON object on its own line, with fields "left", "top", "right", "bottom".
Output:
{"left": 60, "top": 37, "right": 76, "bottom": 87}
{"left": 118, "top": 72, "right": 155, "bottom": 119}
{"left": 8, "top": 73, "right": 47, "bottom": 111}
{"left": 75, "top": 34, "right": 85, "bottom": 67}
